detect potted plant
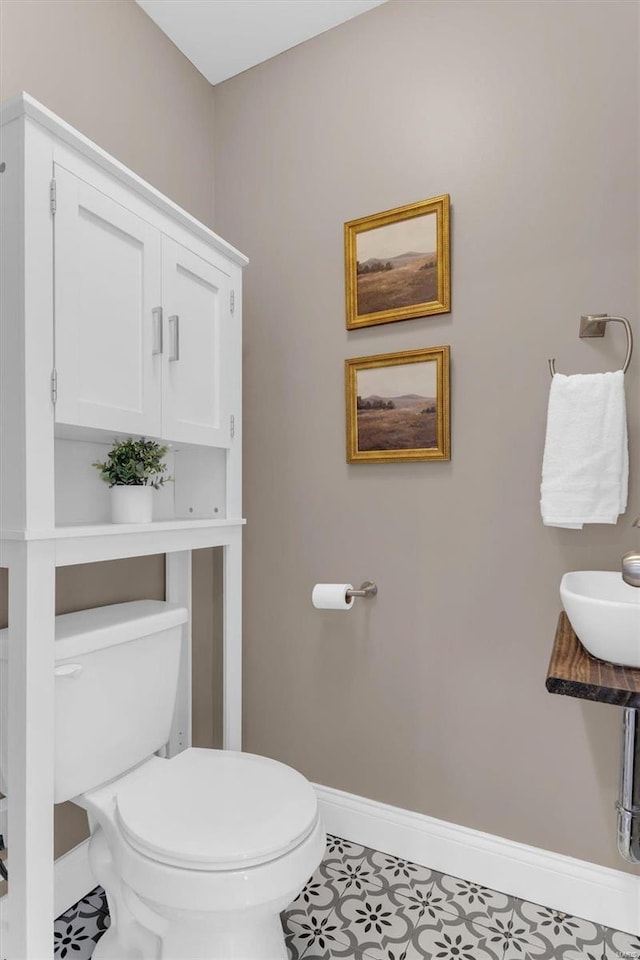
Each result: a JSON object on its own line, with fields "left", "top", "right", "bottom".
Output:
{"left": 92, "top": 437, "right": 171, "bottom": 523}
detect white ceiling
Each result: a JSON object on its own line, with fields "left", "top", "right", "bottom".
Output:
{"left": 136, "top": 0, "right": 387, "bottom": 85}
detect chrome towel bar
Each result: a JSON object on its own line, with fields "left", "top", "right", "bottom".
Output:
{"left": 548, "top": 314, "right": 633, "bottom": 377}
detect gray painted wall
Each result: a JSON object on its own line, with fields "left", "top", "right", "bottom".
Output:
{"left": 213, "top": 0, "right": 640, "bottom": 872}
{"left": 1, "top": 0, "right": 639, "bottom": 877}
{"left": 0, "top": 0, "right": 215, "bottom": 225}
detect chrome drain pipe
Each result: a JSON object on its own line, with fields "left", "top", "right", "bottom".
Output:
{"left": 617, "top": 708, "right": 640, "bottom": 863}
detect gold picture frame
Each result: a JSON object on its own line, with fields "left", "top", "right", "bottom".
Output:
{"left": 344, "top": 195, "right": 451, "bottom": 330}
{"left": 346, "top": 346, "right": 450, "bottom": 463}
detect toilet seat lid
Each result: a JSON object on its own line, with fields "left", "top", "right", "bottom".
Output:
{"left": 115, "top": 748, "right": 319, "bottom": 870}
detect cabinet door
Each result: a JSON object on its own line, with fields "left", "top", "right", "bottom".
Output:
{"left": 54, "top": 165, "right": 162, "bottom": 436}
{"left": 161, "top": 237, "right": 232, "bottom": 447}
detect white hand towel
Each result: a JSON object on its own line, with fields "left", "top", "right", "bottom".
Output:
{"left": 540, "top": 370, "right": 628, "bottom": 528}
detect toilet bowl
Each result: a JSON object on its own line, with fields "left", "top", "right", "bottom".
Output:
{"left": 0, "top": 601, "right": 326, "bottom": 959}
{"left": 82, "top": 749, "right": 325, "bottom": 959}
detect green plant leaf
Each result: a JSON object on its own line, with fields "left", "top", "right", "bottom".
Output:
{"left": 91, "top": 437, "right": 172, "bottom": 488}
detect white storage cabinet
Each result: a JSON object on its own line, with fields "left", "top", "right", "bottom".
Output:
{"left": 0, "top": 93, "right": 247, "bottom": 959}
{"left": 54, "top": 159, "right": 234, "bottom": 447}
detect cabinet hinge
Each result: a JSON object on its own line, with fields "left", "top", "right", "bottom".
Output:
{"left": 230, "top": 414, "right": 235, "bottom": 439}
{"left": 230, "top": 290, "right": 235, "bottom": 315}
{"left": 50, "top": 369, "right": 57, "bottom": 405}
{"left": 50, "top": 178, "right": 57, "bottom": 216}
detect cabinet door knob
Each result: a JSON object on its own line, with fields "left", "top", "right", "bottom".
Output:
{"left": 169, "top": 314, "right": 180, "bottom": 362}
{"left": 152, "top": 306, "right": 163, "bottom": 355}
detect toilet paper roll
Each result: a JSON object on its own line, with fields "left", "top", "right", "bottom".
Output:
{"left": 312, "top": 583, "right": 354, "bottom": 610}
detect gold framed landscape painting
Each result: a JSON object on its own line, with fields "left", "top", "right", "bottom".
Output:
{"left": 344, "top": 195, "right": 450, "bottom": 330}
{"left": 346, "top": 346, "right": 450, "bottom": 463}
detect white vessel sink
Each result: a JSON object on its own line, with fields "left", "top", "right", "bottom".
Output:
{"left": 560, "top": 571, "right": 640, "bottom": 668}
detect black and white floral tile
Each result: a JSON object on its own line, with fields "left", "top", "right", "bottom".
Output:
{"left": 54, "top": 887, "right": 110, "bottom": 959}
{"left": 54, "top": 835, "right": 635, "bottom": 960}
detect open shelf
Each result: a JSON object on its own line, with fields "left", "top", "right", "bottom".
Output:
{"left": 1, "top": 518, "right": 245, "bottom": 565}
{"left": 546, "top": 612, "right": 640, "bottom": 708}
{"left": 2, "top": 518, "right": 245, "bottom": 540}
{"left": 54, "top": 436, "right": 228, "bottom": 528}
{"left": 53, "top": 518, "right": 243, "bottom": 538}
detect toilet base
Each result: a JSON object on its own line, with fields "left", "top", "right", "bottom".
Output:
{"left": 86, "top": 813, "right": 324, "bottom": 960}
{"left": 158, "top": 916, "right": 287, "bottom": 960}
{"left": 90, "top": 829, "right": 291, "bottom": 960}
{"left": 94, "top": 899, "right": 288, "bottom": 960}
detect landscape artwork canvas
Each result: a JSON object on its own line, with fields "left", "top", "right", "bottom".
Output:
{"left": 344, "top": 195, "right": 450, "bottom": 329}
{"left": 345, "top": 347, "right": 450, "bottom": 463}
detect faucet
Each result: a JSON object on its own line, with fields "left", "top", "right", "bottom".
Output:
{"left": 622, "top": 516, "right": 640, "bottom": 587}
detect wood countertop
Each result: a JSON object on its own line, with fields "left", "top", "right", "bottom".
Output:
{"left": 546, "top": 612, "right": 640, "bottom": 708}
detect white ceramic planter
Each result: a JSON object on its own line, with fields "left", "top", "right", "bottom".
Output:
{"left": 110, "top": 485, "right": 154, "bottom": 524}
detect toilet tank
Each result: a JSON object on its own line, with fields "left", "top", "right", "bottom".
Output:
{"left": 0, "top": 600, "right": 187, "bottom": 804}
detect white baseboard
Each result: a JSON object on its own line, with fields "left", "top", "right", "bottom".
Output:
{"left": 0, "top": 838, "right": 93, "bottom": 934}
{"left": 2, "top": 791, "right": 636, "bottom": 936}
{"left": 315, "top": 783, "right": 640, "bottom": 936}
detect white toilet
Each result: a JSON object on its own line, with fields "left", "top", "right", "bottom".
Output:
{"left": 0, "top": 600, "right": 326, "bottom": 959}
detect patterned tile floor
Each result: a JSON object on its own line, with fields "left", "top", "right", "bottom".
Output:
{"left": 54, "top": 835, "right": 636, "bottom": 959}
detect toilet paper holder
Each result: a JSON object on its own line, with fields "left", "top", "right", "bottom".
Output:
{"left": 346, "top": 580, "right": 378, "bottom": 600}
